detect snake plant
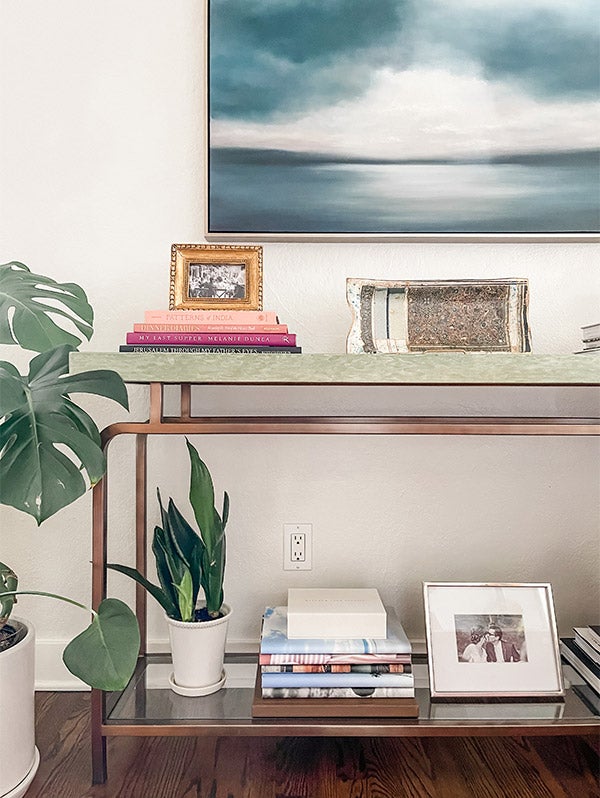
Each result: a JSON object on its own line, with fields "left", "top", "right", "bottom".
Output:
{"left": 108, "top": 439, "right": 229, "bottom": 622}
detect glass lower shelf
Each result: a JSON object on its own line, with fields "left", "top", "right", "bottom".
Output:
{"left": 104, "top": 654, "right": 599, "bottom": 736}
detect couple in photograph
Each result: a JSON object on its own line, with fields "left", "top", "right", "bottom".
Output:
{"left": 461, "top": 624, "right": 521, "bottom": 663}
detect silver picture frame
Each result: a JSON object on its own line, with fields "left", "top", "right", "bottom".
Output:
{"left": 423, "top": 582, "right": 565, "bottom": 700}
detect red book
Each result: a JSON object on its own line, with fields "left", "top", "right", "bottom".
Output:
{"left": 144, "top": 310, "right": 279, "bottom": 324}
{"left": 126, "top": 332, "right": 296, "bottom": 346}
{"left": 133, "top": 323, "right": 288, "bottom": 333}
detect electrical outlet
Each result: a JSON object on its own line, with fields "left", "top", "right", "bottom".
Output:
{"left": 283, "top": 523, "right": 312, "bottom": 570}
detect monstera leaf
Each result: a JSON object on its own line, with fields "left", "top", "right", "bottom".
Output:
{"left": 0, "top": 344, "right": 129, "bottom": 524}
{"left": 0, "top": 260, "right": 94, "bottom": 352}
{"left": 63, "top": 598, "right": 140, "bottom": 691}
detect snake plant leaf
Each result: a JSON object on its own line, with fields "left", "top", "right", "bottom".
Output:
{"left": 200, "top": 529, "right": 225, "bottom": 617}
{"left": 222, "top": 491, "right": 229, "bottom": 530}
{"left": 107, "top": 563, "right": 177, "bottom": 619}
{"left": 164, "top": 496, "right": 203, "bottom": 604}
{"left": 152, "top": 525, "right": 185, "bottom": 617}
{"left": 173, "top": 568, "right": 195, "bottom": 622}
{"left": 62, "top": 598, "right": 140, "bottom": 691}
{"left": 187, "top": 438, "right": 220, "bottom": 552}
{"left": 0, "top": 261, "right": 94, "bottom": 352}
{"left": 165, "top": 495, "right": 200, "bottom": 567}
{"left": 0, "top": 344, "right": 129, "bottom": 524}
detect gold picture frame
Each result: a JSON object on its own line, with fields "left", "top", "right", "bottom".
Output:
{"left": 170, "top": 244, "right": 263, "bottom": 310}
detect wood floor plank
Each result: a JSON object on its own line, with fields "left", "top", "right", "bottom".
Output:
{"left": 25, "top": 693, "right": 599, "bottom": 798}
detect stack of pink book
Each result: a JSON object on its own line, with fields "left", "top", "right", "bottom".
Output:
{"left": 119, "top": 310, "right": 301, "bottom": 354}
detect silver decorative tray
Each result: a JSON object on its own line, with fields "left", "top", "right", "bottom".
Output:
{"left": 346, "top": 278, "right": 531, "bottom": 354}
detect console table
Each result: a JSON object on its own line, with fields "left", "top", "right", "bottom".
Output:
{"left": 68, "top": 352, "right": 600, "bottom": 784}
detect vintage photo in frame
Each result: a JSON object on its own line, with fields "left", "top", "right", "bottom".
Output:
{"left": 206, "top": 1, "right": 599, "bottom": 239}
{"left": 170, "top": 244, "right": 263, "bottom": 310}
{"left": 423, "top": 582, "right": 564, "bottom": 700}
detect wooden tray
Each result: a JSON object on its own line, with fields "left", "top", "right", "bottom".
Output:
{"left": 251, "top": 677, "right": 419, "bottom": 719}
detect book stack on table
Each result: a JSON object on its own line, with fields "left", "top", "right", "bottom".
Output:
{"left": 252, "top": 589, "right": 419, "bottom": 718}
{"left": 119, "top": 310, "right": 301, "bottom": 353}
{"left": 560, "top": 625, "right": 600, "bottom": 715}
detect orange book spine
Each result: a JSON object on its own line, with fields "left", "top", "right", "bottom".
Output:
{"left": 145, "top": 310, "right": 278, "bottom": 324}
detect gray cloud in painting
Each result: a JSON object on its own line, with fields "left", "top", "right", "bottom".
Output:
{"left": 210, "top": 0, "right": 600, "bottom": 121}
{"left": 417, "top": 5, "right": 600, "bottom": 99}
{"left": 209, "top": 0, "right": 409, "bottom": 119}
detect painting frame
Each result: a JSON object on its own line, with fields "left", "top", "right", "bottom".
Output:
{"left": 170, "top": 244, "right": 263, "bottom": 311}
{"left": 205, "top": 1, "right": 600, "bottom": 242}
{"left": 423, "top": 582, "right": 565, "bottom": 701}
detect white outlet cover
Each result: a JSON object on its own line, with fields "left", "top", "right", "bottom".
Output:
{"left": 283, "top": 523, "right": 312, "bottom": 570}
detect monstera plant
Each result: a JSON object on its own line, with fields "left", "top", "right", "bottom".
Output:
{"left": 0, "top": 260, "right": 139, "bottom": 691}
{"left": 0, "top": 260, "right": 130, "bottom": 523}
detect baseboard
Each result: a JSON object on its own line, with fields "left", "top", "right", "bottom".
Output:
{"left": 34, "top": 637, "right": 262, "bottom": 690}
{"left": 35, "top": 638, "right": 427, "bottom": 690}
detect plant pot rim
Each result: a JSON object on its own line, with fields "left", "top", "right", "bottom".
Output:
{"left": 0, "top": 616, "right": 33, "bottom": 659}
{"left": 165, "top": 604, "right": 232, "bottom": 629}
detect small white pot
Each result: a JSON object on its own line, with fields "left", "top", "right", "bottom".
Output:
{"left": 0, "top": 617, "right": 40, "bottom": 798}
{"left": 166, "top": 604, "right": 232, "bottom": 697}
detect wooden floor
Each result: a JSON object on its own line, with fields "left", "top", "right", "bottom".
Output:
{"left": 26, "top": 692, "right": 599, "bottom": 798}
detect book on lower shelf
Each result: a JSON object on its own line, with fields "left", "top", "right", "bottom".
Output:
{"left": 573, "top": 627, "right": 600, "bottom": 666}
{"left": 251, "top": 676, "right": 419, "bottom": 717}
{"left": 560, "top": 637, "right": 600, "bottom": 695}
{"left": 259, "top": 606, "right": 411, "bottom": 656}
{"left": 253, "top": 604, "right": 418, "bottom": 717}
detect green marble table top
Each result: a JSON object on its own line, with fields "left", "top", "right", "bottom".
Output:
{"left": 69, "top": 352, "right": 600, "bottom": 386}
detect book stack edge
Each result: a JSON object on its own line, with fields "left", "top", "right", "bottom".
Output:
{"left": 252, "top": 596, "right": 418, "bottom": 718}
{"left": 119, "top": 309, "right": 302, "bottom": 353}
{"left": 574, "top": 322, "right": 600, "bottom": 355}
{"left": 560, "top": 625, "right": 600, "bottom": 715}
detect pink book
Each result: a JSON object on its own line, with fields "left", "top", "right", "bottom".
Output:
{"left": 126, "top": 332, "right": 297, "bottom": 346}
{"left": 145, "top": 310, "right": 279, "bottom": 324}
{"left": 133, "top": 323, "right": 288, "bottom": 333}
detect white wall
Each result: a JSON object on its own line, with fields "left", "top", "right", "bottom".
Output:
{"left": 1, "top": 1, "right": 598, "bottom": 688}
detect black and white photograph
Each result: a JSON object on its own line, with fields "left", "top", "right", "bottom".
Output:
{"left": 454, "top": 614, "right": 527, "bottom": 663}
{"left": 424, "top": 583, "right": 564, "bottom": 699}
{"left": 188, "top": 262, "right": 246, "bottom": 300}
{"left": 170, "top": 244, "right": 263, "bottom": 310}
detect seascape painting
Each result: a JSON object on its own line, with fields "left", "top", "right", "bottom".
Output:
{"left": 208, "top": 0, "right": 600, "bottom": 236}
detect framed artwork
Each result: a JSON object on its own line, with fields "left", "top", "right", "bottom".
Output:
{"left": 170, "top": 244, "right": 262, "bottom": 311}
{"left": 423, "top": 582, "right": 564, "bottom": 700}
{"left": 346, "top": 278, "right": 531, "bottom": 353}
{"left": 206, "top": 1, "right": 600, "bottom": 239}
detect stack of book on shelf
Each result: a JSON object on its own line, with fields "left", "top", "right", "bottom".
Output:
{"left": 119, "top": 309, "right": 301, "bottom": 354}
{"left": 575, "top": 322, "right": 600, "bottom": 354}
{"left": 560, "top": 625, "right": 600, "bottom": 715}
{"left": 252, "top": 589, "right": 419, "bottom": 718}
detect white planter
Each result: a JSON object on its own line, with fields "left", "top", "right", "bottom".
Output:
{"left": 0, "top": 618, "right": 40, "bottom": 798}
{"left": 166, "top": 604, "right": 232, "bottom": 697}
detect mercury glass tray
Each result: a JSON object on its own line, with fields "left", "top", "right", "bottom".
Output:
{"left": 346, "top": 278, "right": 531, "bottom": 354}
